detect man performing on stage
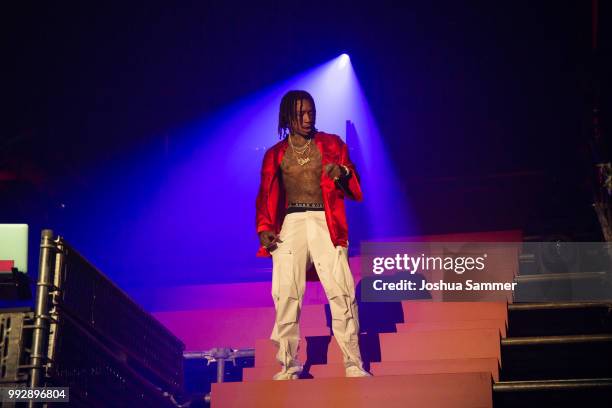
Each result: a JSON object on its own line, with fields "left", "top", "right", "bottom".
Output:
{"left": 256, "top": 90, "right": 371, "bottom": 380}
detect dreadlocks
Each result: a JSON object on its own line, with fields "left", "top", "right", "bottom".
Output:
{"left": 277, "top": 90, "right": 317, "bottom": 139}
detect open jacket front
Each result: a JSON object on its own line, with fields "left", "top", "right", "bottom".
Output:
{"left": 255, "top": 132, "right": 363, "bottom": 257}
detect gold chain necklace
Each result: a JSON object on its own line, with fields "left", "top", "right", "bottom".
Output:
{"left": 288, "top": 135, "right": 312, "bottom": 166}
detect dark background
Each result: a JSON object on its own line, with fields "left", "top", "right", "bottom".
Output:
{"left": 2, "top": 1, "right": 611, "bottom": 284}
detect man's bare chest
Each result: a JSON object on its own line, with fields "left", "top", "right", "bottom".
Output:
{"left": 280, "top": 146, "right": 323, "bottom": 179}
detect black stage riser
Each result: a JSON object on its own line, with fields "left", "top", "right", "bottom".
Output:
{"left": 507, "top": 305, "right": 612, "bottom": 337}
{"left": 494, "top": 386, "right": 612, "bottom": 408}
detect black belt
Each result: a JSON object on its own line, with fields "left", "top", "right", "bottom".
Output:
{"left": 286, "top": 203, "right": 324, "bottom": 214}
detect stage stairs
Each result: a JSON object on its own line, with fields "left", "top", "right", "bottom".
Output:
{"left": 211, "top": 301, "right": 506, "bottom": 407}
{"left": 206, "top": 300, "right": 612, "bottom": 407}
{"left": 146, "top": 232, "right": 612, "bottom": 406}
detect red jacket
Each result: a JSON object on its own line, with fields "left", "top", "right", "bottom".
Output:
{"left": 256, "top": 132, "right": 362, "bottom": 256}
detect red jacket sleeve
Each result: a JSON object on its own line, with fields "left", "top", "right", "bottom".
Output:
{"left": 255, "top": 148, "right": 276, "bottom": 233}
{"left": 338, "top": 137, "right": 363, "bottom": 201}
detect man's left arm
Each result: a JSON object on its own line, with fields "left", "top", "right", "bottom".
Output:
{"left": 329, "top": 138, "right": 363, "bottom": 201}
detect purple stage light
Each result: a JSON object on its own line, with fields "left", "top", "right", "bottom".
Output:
{"left": 337, "top": 53, "right": 350, "bottom": 69}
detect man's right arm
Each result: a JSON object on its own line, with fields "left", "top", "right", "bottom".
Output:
{"left": 256, "top": 148, "right": 276, "bottom": 242}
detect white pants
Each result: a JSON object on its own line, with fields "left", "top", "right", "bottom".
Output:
{"left": 270, "top": 211, "right": 363, "bottom": 370}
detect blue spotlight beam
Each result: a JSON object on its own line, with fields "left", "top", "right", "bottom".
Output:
{"left": 88, "top": 54, "right": 415, "bottom": 287}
